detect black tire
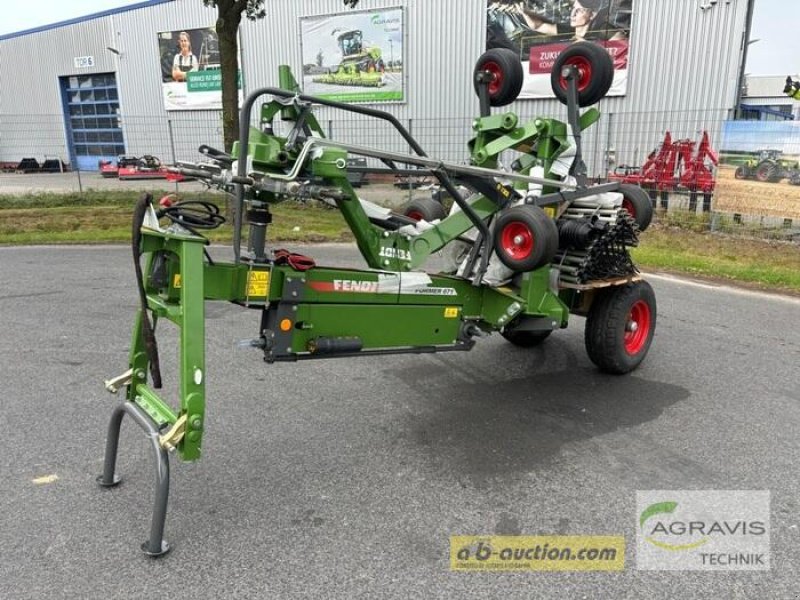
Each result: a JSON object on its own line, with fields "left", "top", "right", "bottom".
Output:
{"left": 585, "top": 280, "right": 656, "bottom": 374}
{"left": 473, "top": 48, "right": 524, "bottom": 107}
{"left": 618, "top": 183, "right": 653, "bottom": 232}
{"left": 501, "top": 329, "right": 552, "bottom": 347}
{"left": 755, "top": 162, "right": 777, "bottom": 183}
{"left": 402, "top": 197, "right": 447, "bottom": 222}
{"left": 734, "top": 166, "right": 749, "bottom": 180}
{"left": 550, "top": 41, "right": 614, "bottom": 107}
{"left": 493, "top": 205, "right": 559, "bottom": 272}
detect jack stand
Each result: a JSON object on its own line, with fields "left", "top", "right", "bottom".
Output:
{"left": 97, "top": 401, "right": 171, "bottom": 557}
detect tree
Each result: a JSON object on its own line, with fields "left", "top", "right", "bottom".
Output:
{"left": 204, "top": 0, "right": 360, "bottom": 152}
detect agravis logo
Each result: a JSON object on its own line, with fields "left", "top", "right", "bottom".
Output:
{"left": 636, "top": 491, "right": 770, "bottom": 571}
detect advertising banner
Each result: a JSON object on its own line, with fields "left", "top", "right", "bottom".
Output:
{"left": 486, "top": 0, "right": 633, "bottom": 99}
{"left": 300, "top": 7, "right": 404, "bottom": 103}
{"left": 157, "top": 27, "right": 242, "bottom": 111}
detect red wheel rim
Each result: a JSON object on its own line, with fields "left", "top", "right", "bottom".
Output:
{"left": 501, "top": 222, "right": 534, "bottom": 260}
{"left": 624, "top": 300, "right": 651, "bottom": 355}
{"left": 483, "top": 60, "right": 504, "bottom": 96}
{"left": 560, "top": 56, "right": 593, "bottom": 91}
{"left": 406, "top": 210, "right": 424, "bottom": 221}
{"left": 622, "top": 197, "right": 635, "bottom": 218}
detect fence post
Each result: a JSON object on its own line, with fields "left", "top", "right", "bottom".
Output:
{"left": 167, "top": 118, "right": 178, "bottom": 192}
{"left": 604, "top": 111, "right": 613, "bottom": 179}
{"left": 407, "top": 118, "right": 413, "bottom": 203}
{"left": 327, "top": 119, "right": 333, "bottom": 139}
{"left": 75, "top": 163, "right": 83, "bottom": 194}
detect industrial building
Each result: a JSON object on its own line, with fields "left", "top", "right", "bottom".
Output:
{"left": 0, "top": 0, "right": 755, "bottom": 173}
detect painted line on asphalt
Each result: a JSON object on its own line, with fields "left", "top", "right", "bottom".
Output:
{"left": 644, "top": 272, "right": 800, "bottom": 305}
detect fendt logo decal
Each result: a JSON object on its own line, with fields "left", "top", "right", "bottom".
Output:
{"left": 308, "top": 279, "right": 380, "bottom": 293}
{"left": 307, "top": 273, "right": 457, "bottom": 296}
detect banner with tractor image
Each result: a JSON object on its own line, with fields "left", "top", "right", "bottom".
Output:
{"left": 300, "top": 7, "right": 404, "bottom": 103}
{"left": 716, "top": 120, "right": 800, "bottom": 220}
{"left": 487, "top": 0, "right": 633, "bottom": 99}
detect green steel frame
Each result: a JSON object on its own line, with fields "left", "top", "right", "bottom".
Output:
{"left": 98, "top": 62, "right": 636, "bottom": 556}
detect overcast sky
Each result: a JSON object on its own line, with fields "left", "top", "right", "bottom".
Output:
{"left": 0, "top": 0, "right": 796, "bottom": 76}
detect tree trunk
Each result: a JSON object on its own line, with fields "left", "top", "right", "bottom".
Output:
{"left": 216, "top": 5, "right": 243, "bottom": 153}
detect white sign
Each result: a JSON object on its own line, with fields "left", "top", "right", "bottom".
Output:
{"left": 73, "top": 56, "right": 95, "bottom": 69}
{"left": 637, "top": 490, "right": 770, "bottom": 571}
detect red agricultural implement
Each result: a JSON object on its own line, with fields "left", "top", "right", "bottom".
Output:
{"left": 609, "top": 131, "right": 718, "bottom": 211}
{"left": 99, "top": 155, "right": 189, "bottom": 182}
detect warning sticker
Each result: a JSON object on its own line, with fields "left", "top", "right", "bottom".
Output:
{"left": 444, "top": 307, "right": 459, "bottom": 318}
{"left": 247, "top": 271, "right": 270, "bottom": 297}
{"left": 173, "top": 274, "right": 182, "bottom": 288}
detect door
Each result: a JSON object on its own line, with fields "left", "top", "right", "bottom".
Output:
{"left": 60, "top": 73, "right": 125, "bottom": 171}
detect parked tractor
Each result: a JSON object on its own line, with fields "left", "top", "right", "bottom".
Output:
{"left": 99, "top": 42, "right": 656, "bottom": 556}
{"left": 734, "top": 149, "right": 800, "bottom": 184}
{"left": 313, "top": 30, "right": 385, "bottom": 87}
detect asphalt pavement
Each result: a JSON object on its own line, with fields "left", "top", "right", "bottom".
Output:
{"left": 0, "top": 244, "right": 798, "bottom": 599}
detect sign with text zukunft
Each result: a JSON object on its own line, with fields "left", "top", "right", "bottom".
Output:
{"left": 636, "top": 490, "right": 770, "bottom": 571}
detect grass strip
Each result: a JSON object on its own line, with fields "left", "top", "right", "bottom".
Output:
{"left": 2, "top": 196, "right": 799, "bottom": 293}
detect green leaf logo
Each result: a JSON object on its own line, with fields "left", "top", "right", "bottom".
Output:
{"left": 640, "top": 501, "right": 678, "bottom": 527}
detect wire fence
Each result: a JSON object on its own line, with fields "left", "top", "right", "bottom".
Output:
{"left": 2, "top": 109, "right": 800, "bottom": 242}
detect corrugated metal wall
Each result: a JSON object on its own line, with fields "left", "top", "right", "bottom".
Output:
{"left": 0, "top": 0, "right": 752, "bottom": 172}
{"left": 0, "top": 15, "right": 118, "bottom": 161}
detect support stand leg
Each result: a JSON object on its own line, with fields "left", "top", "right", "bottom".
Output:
{"left": 97, "top": 401, "right": 171, "bottom": 557}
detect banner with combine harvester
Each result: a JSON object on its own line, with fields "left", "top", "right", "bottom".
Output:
{"left": 300, "top": 7, "right": 404, "bottom": 103}
{"left": 486, "top": 0, "right": 633, "bottom": 100}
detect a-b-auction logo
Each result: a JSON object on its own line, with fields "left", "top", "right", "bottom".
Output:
{"left": 450, "top": 535, "right": 625, "bottom": 572}
{"left": 636, "top": 491, "right": 770, "bottom": 571}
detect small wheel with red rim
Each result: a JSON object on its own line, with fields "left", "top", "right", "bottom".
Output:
{"left": 550, "top": 41, "right": 614, "bottom": 107}
{"left": 401, "top": 197, "right": 447, "bottom": 222}
{"left": 473, "top": 48, "right": 524, "bottom": 107}
{"left": 584, "top": 280, "right": 656, "bottom": 374}
{"left": 493, "top": 205, "right": 558, "bottom": 272}
{"left": 618, "top": 183, "right": 653, "bottom": 232}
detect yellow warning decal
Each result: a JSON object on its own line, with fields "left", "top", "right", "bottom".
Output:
{"left": 173, "top": 274, "right": 182, "bottom": 288}
{"left": 444, "top": 307, "right": 459, "bottom": 318}
{"left": 247, "top": 271, "right": 270, "bottom": 297}
{"left": 543, "top": 206, "right": 556, "bottom": 218}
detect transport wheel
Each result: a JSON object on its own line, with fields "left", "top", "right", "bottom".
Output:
{"left": 618, "top": 183, "right": 653, "bottom": 231}
{"left": 402, "top": 197, "right": 447, "bottom": 222}
{"left": 550, "top": 41, "right": 614, "bottom": 107}
{"left": 585, "top": 280, "right": 656, "bottom": 374}
{"left": 493, "top": 205, "right": 558, "bottom": 272}
{"left": 501, "top": 329, "right": 552, "bottom": 347}
{"left": 473, "top": 48, "right": 524, "bottom": 107}
{"left": 734, "top": 166, "right": 748, "bottom": 179}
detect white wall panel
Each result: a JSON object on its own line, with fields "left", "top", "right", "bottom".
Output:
{"left": 0, "top": 0, "right": 754, "bottom": 171}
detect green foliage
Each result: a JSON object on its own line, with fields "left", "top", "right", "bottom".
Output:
{"left": 202, "top": 0, "right": 358, "bottom": 20}
{"left": 202, "top": 0, "right": 265, "bottom": 20}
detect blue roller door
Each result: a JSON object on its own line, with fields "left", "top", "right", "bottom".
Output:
{"left": 60, "top": 73, "right": 125, "bottom": 171}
